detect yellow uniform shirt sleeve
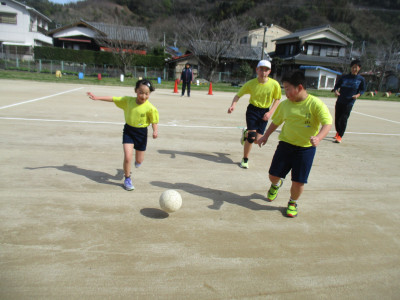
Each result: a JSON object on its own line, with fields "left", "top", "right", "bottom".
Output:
{"left": 113, "top": 96, "right": 159, "bottom": 128}
{"left": 236, "top": 78, "right": 281, "bottom": 108}
{"left": 272, "top": 95, "right": 332, "bottom": 147}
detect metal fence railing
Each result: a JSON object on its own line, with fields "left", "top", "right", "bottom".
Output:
{"left": 0, "top": 58, "right": 172, "bottom": 81}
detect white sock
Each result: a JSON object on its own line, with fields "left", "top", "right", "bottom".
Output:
{"left": 273, "top": 179, "right": 282, "bottom": 187}
{"left": 135, "top": 162, "right": 141, "bottom": 168}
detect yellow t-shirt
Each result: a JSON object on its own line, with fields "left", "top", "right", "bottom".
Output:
{"left": 113, "top": 96, "right": 159, "bottom": 128}
{"left": 272, "top": 94, "right": 332, "bottom": 147}
{"left": 237, "top": 77, "right": 282, "bottom": 108}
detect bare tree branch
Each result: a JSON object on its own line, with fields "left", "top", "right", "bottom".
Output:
{"left": 178, "top": 15, "right": 246, "bottom": 81}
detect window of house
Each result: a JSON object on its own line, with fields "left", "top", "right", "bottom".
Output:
{"left": 307, "top": 45, "right": 313, "bottom": 55}
{"left": 0, "top": 12, "right": 17, "bottom": 24}
{"left": 289, "top": 44, "right": 295, "bottom": 55}
{"left": 327, "top": 47, "right": 339, "bottom": 57}
{"left": 312, "top": 45, "right": 320, "bottom": 56}
{"left": 327, "top": 77, "right": 335, "bottom": 88}
{"left": 320, "top": 75, "right": 326, "bottom": 88}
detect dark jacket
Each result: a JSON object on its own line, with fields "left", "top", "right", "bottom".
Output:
{"left": 180, "top": 68, "right": 193, "bottom": 82}
{"left": 334, "top": 74, "right": 366, "bottom": 106}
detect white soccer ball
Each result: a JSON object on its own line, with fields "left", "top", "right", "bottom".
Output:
{"left": 159, "top": 190, "right": 182, "bottom": 213}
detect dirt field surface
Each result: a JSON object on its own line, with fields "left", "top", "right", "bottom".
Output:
{"left": 1, "top": 79, "right": 399, "bottom": 299}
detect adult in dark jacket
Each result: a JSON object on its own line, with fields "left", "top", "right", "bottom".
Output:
{"left": 332, "top": 59, "right": 366, "bottom": 143}
{"left": 180, "top": 63, "right": 193, "bottom": 97}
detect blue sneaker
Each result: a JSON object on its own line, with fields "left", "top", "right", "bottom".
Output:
{"left": 124, "top": 177, "right": 135, "bottom": 191}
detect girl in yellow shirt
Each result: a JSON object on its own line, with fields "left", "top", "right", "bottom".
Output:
{"left": 87, "top": 79, "right": 159, "bottom": 191}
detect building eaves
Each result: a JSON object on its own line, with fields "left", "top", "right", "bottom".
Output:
{"left": 9, "top": 0, "right": 52, "bottom": 22}
{"left": 86, "top": 21, "right": 149, "bottom": 43}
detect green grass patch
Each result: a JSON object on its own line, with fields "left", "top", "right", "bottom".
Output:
{"left": 0, "top": 70, "right": 398, "bottom": 102}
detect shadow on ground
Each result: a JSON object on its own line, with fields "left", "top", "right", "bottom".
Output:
{"left": 151, "top": 180, "right": 286, "bottom": 215}
{"left": 158, "top": 150, "right": 235, "bottom": 164}
{"left": 26, "top": 164, "right": 124, "bottom": 188}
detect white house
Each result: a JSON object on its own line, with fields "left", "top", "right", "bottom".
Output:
{"left": 300, "top": 65, "right": 342, "bottom": 90}
{"left": 0, "top": 0, "right": 52, "bottom": 60}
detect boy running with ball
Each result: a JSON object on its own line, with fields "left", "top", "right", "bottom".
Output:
{"left": 258, "top": 71, "right": 332, "bottom": 217}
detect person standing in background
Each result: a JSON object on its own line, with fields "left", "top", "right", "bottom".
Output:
{"left": 180, "top": 63, "right": 193, "bottom": 97}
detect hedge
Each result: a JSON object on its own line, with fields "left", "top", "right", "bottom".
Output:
{"left": 34, "top": 47, "right": 166, "bottom": 67}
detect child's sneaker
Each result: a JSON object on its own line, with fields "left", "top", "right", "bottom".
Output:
{"left": 334, "top": 135, "right": 342, "bottom": 143}
{"left": 240, "top": 128, "right": 247, "bottom": 145}
{"left": 286, "top": 200, "right": 298, "bottom": 218}
{"left": 124, "top": 177, "right": 135, "bottom": 191}
{"left": 267, "top": 179, "right": 282, "bottom": 201}
{"left": 240, "top": 158, "right": 249, "bottom": 169}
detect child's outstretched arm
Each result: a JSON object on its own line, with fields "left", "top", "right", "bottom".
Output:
{"left": 152, "top": 123, "right": 158, "bottom": 139}
{"left": 258, "top": 122, "right": 279, "bottom": 147}
{"left": 87, "top": 92, "right": 113, "bottom": 102}
{"left": 227, "top": 95, "right": 240, "bottom": 113}
{"left": 310, "top": 124, "right": 332, "bottom": 147}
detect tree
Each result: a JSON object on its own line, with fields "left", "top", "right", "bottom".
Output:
{"left": 178, "top": 15, "right": 246, "bottom": 81}
{"left": 94, "top": 23, "right": 148, "bottom": 75}
{"left": 375, "top": 41, "right": 400, "bottom": 91}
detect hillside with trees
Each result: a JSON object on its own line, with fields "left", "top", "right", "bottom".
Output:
{"left": 25, "top": 0, "right": 399, "bottom": 48}
{"left": 23, "top": 0, "right": 399, "bottom": 81}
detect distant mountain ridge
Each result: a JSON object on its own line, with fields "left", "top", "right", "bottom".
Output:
{"left": 24, "top": 0, "right": 400, "bottom": 49}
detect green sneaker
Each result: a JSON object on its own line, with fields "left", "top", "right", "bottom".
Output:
{"left": 286, "top": 201, "right": 298, "bottom": 218}
{"left": 240, "top": 158, "right": 249, "bottom": 169}
{"left": 267, "top": 179, "right": 282, "bottom": 201}
{"left": 241, "top": 128, "right": 247, "bottom": 145}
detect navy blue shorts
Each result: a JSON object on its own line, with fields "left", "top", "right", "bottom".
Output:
{"left": 122, "top": 124, "right": 148, "bottom": 151}
{"left": 269, "top": 141, "right": 316, "bottom": 184}
{"left": 246, "top": 104, "right": 269, "bottom": 134}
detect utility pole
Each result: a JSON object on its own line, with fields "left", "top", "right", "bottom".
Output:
{"left": 260, "top": 23, "right": 273, "bottom": 60}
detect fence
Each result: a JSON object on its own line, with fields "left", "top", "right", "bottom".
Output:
{"left": 0, "top": 58, "right": 171, "bottom": 81}
{"left": 0, "top": 58, "right": 258, "bottom": 84}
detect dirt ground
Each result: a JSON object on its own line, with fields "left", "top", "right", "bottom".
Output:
{"left": 1, "top": 79, "right": 399, "bottom": 299}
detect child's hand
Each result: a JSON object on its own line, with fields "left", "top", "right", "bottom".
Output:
{"left": 258, "top": 135, "right": 268, "bottom": 147}
{"left": 334, "top": 90, "right": 340, "bottom": 96}
{"left": 310, "top": 136, "right": 321, "bottom": 147}
{"left": 87, "top": 92, "right": 96, "bottom": 100}
{"left": 262, "top": 111, "right": 272, "bottom": 121}
{"left": 153, "top": 131, "right": 158, "bottom": 139}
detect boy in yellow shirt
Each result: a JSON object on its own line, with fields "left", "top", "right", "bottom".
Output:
{"left": 87, "top": 79, "right": 159, "bottom": 191}
{"left": 259, "top": 71, "right": 332, "bottom": 217}
{"left": 228, "top": 60, "right": 281, "bottom": 169}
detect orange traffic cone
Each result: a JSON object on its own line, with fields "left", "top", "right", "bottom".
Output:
{"left": 208, "top": 82, "right": 213, "bottom": 95}
{"left": 173, "top": 79, "right": 179, "bottom": 93}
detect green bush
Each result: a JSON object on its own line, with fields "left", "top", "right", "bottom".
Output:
{"left": 34, "top": 46, "right": 166, "bottom": 67}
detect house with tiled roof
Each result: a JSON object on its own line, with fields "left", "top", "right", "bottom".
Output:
{"left": 273, "top": 24, "right": 354, "bottom": 75}
{"left": 49, "top": 20, "right": 149, "bottom": 54}
{"left": 0, "top": 0, "right": 52, "bottom": 60}
{"left": 166, "top": 41, "right": 270, "bottom": 81}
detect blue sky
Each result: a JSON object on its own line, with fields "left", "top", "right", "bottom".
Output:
{"left": 48, "top": 0, "right": 84, "bottom": 4}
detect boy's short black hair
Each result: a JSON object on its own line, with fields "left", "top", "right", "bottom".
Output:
{"left": 136, "top": 79, "right": 155, "bottom": 92}
{"left": 350, "top": 59, "right": 361, "bottom": 68}
{"left": 281, "top": 70, "right": 306, "bottom": 88}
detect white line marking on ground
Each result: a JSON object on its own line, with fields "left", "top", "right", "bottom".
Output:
{"left": 0, "top": 87, "right": 84, "bottom": 110}
{"left": 326, "top": 104, "right": 400, "bottom": 124}
{"left": 351, "top": 111, "right": 400, "bottom": 124}
{"left": 0, "top": 117, "right": 399, "bottom": 136}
